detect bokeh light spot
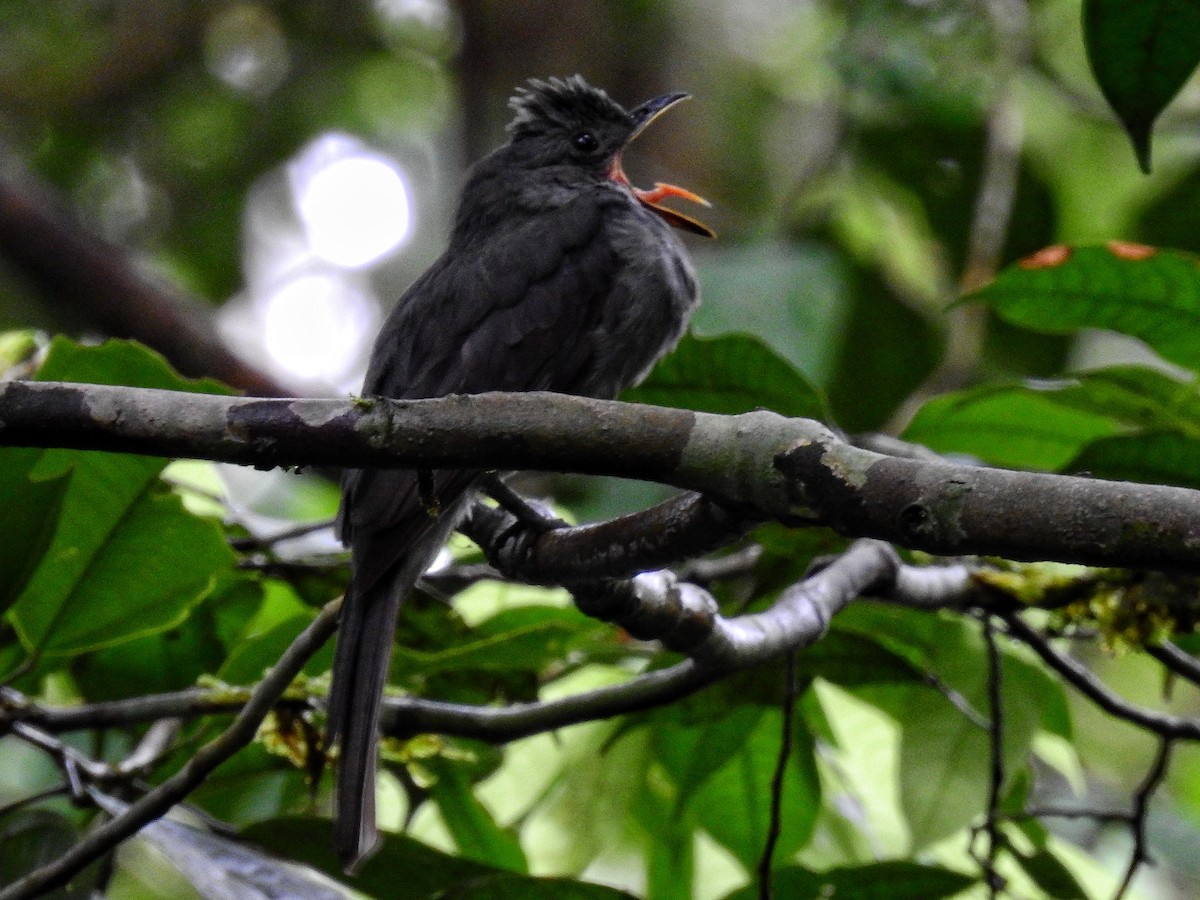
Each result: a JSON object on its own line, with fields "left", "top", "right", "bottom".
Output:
{"left": 261, "top": 271, "right": 377, "bottom": 383}
{"left": 292, "top": 135, "right": 412, "bottom": 269}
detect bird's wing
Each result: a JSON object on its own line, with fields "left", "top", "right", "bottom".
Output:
{"left": 339, "top": 192, "right": 626, "bottom": 565}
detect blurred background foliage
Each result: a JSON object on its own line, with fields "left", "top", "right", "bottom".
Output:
{"left": 6, "top": 0, "right": 1200, "bottom": 898}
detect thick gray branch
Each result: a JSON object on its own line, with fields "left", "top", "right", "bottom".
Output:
{"left": 4, "top": 381, "right": 1200, "bottom": 571}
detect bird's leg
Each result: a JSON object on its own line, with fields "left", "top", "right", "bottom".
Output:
{"left": 482, "top": 473, "right": 566, "bottom": 534}
{"left": 417, "top": 469, "right": 440, "bottom": 517}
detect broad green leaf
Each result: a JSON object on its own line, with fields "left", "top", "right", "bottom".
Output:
{"left": 625, "top": 332, "right": 829, "bottom": 422}
{"left": 1083, "top": 0, "right": 1200, "bottom": 173}
{"left": 719, "top": 861, "right": 976, "bottom": 900}
{"left": 426, "top": 759, "right": 528, "bottom": 873}
{"left": 903, "top": 384, "right": 1124, "bottom": 469}
{"left": 1046, "top": 366, "right": 1200, "bottom": 436}
{"left": 35, "top": 335, "right": 231, "bottom": 395}
{"left": 688, "top": 710, "right": 820, "bottom": 869}
{"left": 5, "top": 338, "right": 236, "bottom": 665}
{"left": 1006, "top": 832, "right": 1089, "bottom": 900}
{"left": 799, "top": 629, "right": 926, "bottom": 687}
{"left": 0, "top": 808, "right": 103, "bottom": 895}
{"left": 652, "top": 705, "right": 767, "bottom": 809}
{"left": 390, "top": 606, "right": 605, "bottom": 679}
{"left": 970, "top": 244, "right": 1200, "bottom": 374}
{"left": 690, "top": 241, "right": 851, "bottom": 386}
{"left": 0, "top": 447, "right": 71, "bottom": 616}
{"left": 219, "top": 612, "right": 333, "bottom": 685}
{"left": 840, "top": 610, "right": 1063, "bottom": 849}
{"left": 73, "top": 596, "right": 228, "bottom": 700}
{"left": 635, "top": 780, "right": 696, "bottom": 900}
{"left": 1068, "top": 432, "right": 1200, "bottom": 489}
{"left": 905, "top": 366, "right": 1200, "bottom": 476}
{"left": 242, "top": 817, "right": 637, "bottom": 899}
{"left": 11, "top": 485, "right": 234, "bottom": 656}
{"left": 191, "top": 747, "right": 311, "bottom": 826}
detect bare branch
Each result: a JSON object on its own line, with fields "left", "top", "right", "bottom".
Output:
{"left": 1113, "top": 739, "right": 1172, "bottom": 900}
{"left": 1, "top": 686, "right": 249, "bottom": 732}
{"left": 383, "top": 540, "right": 899, "bottom": 741}
{"left": 4, "top": 382, "right": 1200, "bottom": 572}
{"left": 1145, "top": 642, "right": 1200, "bottom": 688}
{"left": 982, "top": 615, "right": 1004, "bottom": 898}
{"left": 757, "top": 652, "right": 798, "bottom": 900}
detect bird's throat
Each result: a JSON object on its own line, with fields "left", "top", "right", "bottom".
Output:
{"left": 607, "top": 155, "right": 715, "bottom": 238}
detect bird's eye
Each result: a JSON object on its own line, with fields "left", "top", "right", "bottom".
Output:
{"left": 572, "top": 131, "right": 600, "bottom": 154}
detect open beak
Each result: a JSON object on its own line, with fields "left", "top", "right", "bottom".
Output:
{"left": 609, "top": 92, "right": 715, "bottom": 238}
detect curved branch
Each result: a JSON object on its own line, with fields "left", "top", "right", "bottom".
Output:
{"left": 462, "top": 490, "right": 759, "bottom": 583}
{"left": 383, "top": 539, "right": 899, "bottom": 741}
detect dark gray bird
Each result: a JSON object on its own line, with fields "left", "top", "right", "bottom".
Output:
{"left": 326, "top": 74, "right": 712, "bottom": 868}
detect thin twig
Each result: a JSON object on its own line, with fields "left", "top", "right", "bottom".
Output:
{"left": 1016, "top": 806, "right": 1132, "bottom": 825}
{"left": 982, "top": 615, "right": 1004, "bottom": 898}
{"left": 0, "top": 598, "right": 341, "bottom": 900}
{"left": 924, "top": 671, "right": 991, "bottom": 730}
{"left": 228, "top": 518, "right": 337, "bottom": 551}
{"left": 0, "top": 786, "right": 70, "bottom": 819}
{"left": 1145, "top": 642, "right": 1200, "bottom": 688}
{"left": 757, "top": 652, "right": 798, "bottom": 900}
{"left": 10, "top": 721, "right": 114, "bottom": 785}
{"left": 999, "top": 613, "right": 1200, "bottom": 740}
{"left": 1112, "top": 738, "right": 1172, "bottom": 900}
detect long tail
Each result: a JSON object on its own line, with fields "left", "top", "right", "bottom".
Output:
{"left": 326, "top": 508, "right": 461, "bottom": 870}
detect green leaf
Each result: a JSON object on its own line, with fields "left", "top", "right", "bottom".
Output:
{"left": 625, "top": 332, "right": 829, "bottom": 421}
{"left": 241, "top": 817, "right": 638, "bottom": 899}
{"left": 390, "top": 606, "right": 603, "bottom": 679}
{"left": 970, "top": 244, "right": 1200, "bottom": 374}
{"left": 0, "top": 808, "right": 103, "bottom": 896}
{"left": 635, "top": 780, "right": 696, "bottom": 900}
{"left": 800, "top": 629, "right": 926, "bottom": 687}
{"left": 652, "top": 705, "right": 767, "bottom": 809}
{"left": 1045, "top": 366, "right": 1200, "bottom": 436}
{"left": 0, "top": 448, "right": 71, "bottom": 616}
{"left": 1068, "top": 432, "right": 1200, "bottom": 488}
{"left": 1083, "top": 0, "right": 1200, "bottom": 173}
{"left": 903, "top": 384, "right": 1124, "bottom": 469}
{"left": 719, "top": 861, "right": 977, "bottom": 900}
{"left": 191, "top": 746, "right": 311, "bottom": 826}
{"left": 219, "top": 613, "right": 333, "bottom": 685}
{"left": 73, "top": 597, "right": 227, "bottom": 700}
{"left": 1007, "top": 842, "right": 1089, "bottom": 900}
{"left": 905, "top": 366, "right": 1200, "bottom": 475}
{"left": 690, "top": 241, "right": 852, "bottom": 386}
{"left": 11, "top": 483, "right": 233, "bottom": 657}
{"left": 5, "top": 338, "right": 236, "bottom": 666}
{"left": 688, "top": 710, "right": 820, "bottom": 869}
{"left": 36, "top": 335, "right": 232, "bottom": 395}
{"left": 837, "top": 607, "right": 1066, "bottom": 848}
{"left": 426, "top": 759, "right": 528, "bottom": 873}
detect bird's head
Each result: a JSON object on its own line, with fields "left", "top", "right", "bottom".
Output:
{"left": 505, "top": 76, "right": 714, "bottom": 237}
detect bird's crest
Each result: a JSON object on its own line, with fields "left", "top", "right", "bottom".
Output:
{"left": 507, "top": 75, "right": 629, "bottom": 138}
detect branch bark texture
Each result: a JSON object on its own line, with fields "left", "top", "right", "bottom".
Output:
{"left": 3, "top": 380, "right": 1200, "bottom": 571}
